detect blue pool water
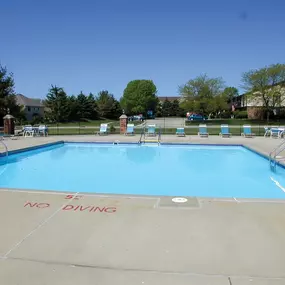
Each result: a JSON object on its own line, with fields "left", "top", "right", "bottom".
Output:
{"left": 1, "top": 143, "right": 285, "bottom": 199}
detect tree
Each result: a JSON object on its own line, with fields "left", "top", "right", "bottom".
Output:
{"left": 96, "top": 90, "right": 121, "bottom": 119}
{"left": 242, "top": 63, "right": 285, "bottom": 121}
{"left": 45, "top": 85, "right": 70, "bottom": 122}
{"left": 0, "top": 65, "right": 20, "bottom": 124}
{"left": 162, "top": 99, "right": 172, "bottom": 116}
{"left": 120, "top": 80, "right": 158, "bottom": 115}
{"left": 222, "top": 87, "right": 239, "bottom": 104}
{"left": 179, "top": 74, "right": 225, "bottom": 115}
{"left": 76, "top": 91, "right": 96, "bottom": 120}
{"left": 170, "top": 99, "right": 182, "bottom": 116}
{"left": 68, "top": 95, "right": 80, "bottom": 121}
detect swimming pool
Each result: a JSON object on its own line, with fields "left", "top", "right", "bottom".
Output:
{"left": 1, "top": 142, "right": 285, "bottom": 199}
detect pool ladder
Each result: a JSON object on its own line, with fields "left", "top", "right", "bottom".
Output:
{"left": 0, "top": 140, "right": 8, "bottom": 166}
{"left": 138, "top": 126, "right": 161, "bottom": 144}
{"left": 269, "top": 139, "right": 285, "bottom": 172}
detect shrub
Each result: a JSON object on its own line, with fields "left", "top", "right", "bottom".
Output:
{"left": 234, "top": 110, "right": 248, "bottom": 119}
{"left": 109, "top": 125, "right": 116, "bottom": 133}
{"left": 220, "top": 111, "right": 231, "bottom": 119}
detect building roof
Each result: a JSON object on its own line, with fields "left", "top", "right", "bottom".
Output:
{"left": 16, "top": 94, "right": 43, "bottom": 107}
{"left": 158, "top": 96, "right": 181, "bottom": 101}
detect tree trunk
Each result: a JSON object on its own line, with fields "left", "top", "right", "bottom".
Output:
{"left": 267, "top": 110, "right": 270, "bottom": 123}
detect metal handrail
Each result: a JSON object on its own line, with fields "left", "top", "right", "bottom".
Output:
{"left": 138, "top": 126, "right": 145, "bottom": 144}
{"left": 0, "top": 140, "right": 8, "bottom": 165}
{"left": 269, "top": 139, "right": 285, "bottom": 171}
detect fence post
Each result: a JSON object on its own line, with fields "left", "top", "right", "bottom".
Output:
{"left": 57, "top": 123, "right": 59, "bottom": 135}
{"left": 79, "top": 121, "right": 80, "bottom": 135}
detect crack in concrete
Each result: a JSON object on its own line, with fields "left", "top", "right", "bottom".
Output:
{"left": 4, "top": 256, "right": 285, "bottom": 280}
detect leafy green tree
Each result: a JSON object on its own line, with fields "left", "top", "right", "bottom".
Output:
{"left": 96, "top": 90, "right": 121, "bottom": 119}
{"left": 120, "top": 80, "right": 158, "bottom": 115}
{"left": 222, "top": 87, "right": 239, "bottom": 104}
{"left": 0, "top": 65, "right": 20, "bottom": 124}
{"left": 45, "top": 85, "right": 70, "bottom": 122}
{"left": 179, "top": 74, "right": 225, "bottom": 115}
{"left": 242, "top": 63, "right": 285, "bottom": 121}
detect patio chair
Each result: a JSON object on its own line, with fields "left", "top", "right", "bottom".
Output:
{"left": 270, "top": 128, "right": 279, "bottom": 138}
{"left": 264, "top": 127, "right": 271, "bottom": 137}
{"left": 176, "top": 127, "right": 185, "bottom": 137}
{"left": 198, "top": 124, "right": 209, "bottom": 137}
{"left": 146, "top": 125, "right": 156, "bottom": 137}
{"left": 125, "top": 124, "right": 135, "bottom": 136}
{"left": 24, "top": 126, "right": 35, "bottom": 137}
{"left": 98, "top": 124, "right": 108, "bottom": 135}
{"left": 219, "top": 124, "right": 231, "bottom": 138}
{"left": 39, "top": 125, "right": 48, "bottom": 137}
{"left": 241, "top": 125, "right": 255, "bottom": 138}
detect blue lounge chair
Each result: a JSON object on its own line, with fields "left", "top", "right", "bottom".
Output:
{"left": 198, "top": 124, "right": 208, "bottom": 137}
{"left": 125, "top": 124, "right": 135, "bottom": 136}
{"left": 270, "top": 128, "right": 279, "bottom": 138}
{"left": 98, "top": 124, "right": 108, "bottom": 135}
{"left": 176, "top": 127, "right": 185, "bottom": 137}
{"left": 241, "top": 125, "right": 255, "bottom": 138}
{"left": 146, "top": 125, "right": 156, "bottom": 137}
{"left": 219, "top": 124, "right": 231, "bottom": 138}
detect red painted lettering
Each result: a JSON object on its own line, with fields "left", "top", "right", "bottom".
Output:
{"left": 104, "top": 207, "right": 117, "bottom": 213}
{"left": 79, "top": 206, "right": 91, "bottom": 211}
{"left": 65, "top": 195, "right": 83, "bottom": 200}
{"left": 36, "top": 203, "right": 50, "bottom": 208}
{"left": 24, "top": 202, "right": 38, "bottom": 208}
{"left": 93, "top": 207, "right": 105, "bottom": 213}
{"left": 24, "top": 202, "right": 50, "bottom": 209}
{"left": 73, "top": 205, "right": 80, "bottom": 211}
{"left": 62, "top": 205, "right": 74, "bottom": 211}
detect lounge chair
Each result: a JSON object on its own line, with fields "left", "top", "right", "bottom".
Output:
{"left": 264, "top": 127, "right": 271, "bottom": 137}
{"left": 241, "top": 125, "right": 255, "bottom": 138}
{"left": 176, "top": 127, "right": 185, "bottom": 137}
{"left": 24, "top": 126, "right": 35, "bottom": 137}
{"left": 146, "top": 125, "right": 156, "bottom": 137}
{"left": 219, "top": 124, "right": 231, "bottom": 138}
{"left": 198, "top": 124, "right": 209, "bottom": 137}
{"left": 39, "top": 125, "right": 48, "bottom": 137}
{"left": 125, "top": 124, "right": 135, "bottom": 136}
{"left": 270, "top": 128, "right": 279, "bottom": 138}
{"left": 98, "top": 124, "right": 108, "bottom": 135}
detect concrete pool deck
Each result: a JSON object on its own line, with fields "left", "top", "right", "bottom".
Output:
{"left": 1, "top": 135, "right": 285, "bottom": 284}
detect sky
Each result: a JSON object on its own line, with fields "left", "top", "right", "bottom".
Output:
{"left": 1, "top": 0, "right": 285, "bottom": 99}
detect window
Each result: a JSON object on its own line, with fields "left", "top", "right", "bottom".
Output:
{"left": 27, "top": 107, "right": 31, "bottom": 112}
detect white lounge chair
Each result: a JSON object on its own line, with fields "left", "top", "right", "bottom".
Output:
{"left": 98, "top": 124, "right": 108, "bottom": 135}
{"left": 125, "top": 124, "right": 135, "bottom": 136}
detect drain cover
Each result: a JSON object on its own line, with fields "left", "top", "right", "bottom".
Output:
{"left": 172, "top": 197, "right": 188, "bottom": 203}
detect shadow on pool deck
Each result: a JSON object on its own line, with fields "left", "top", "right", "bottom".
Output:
{"left": 0, "top": 190, "right": 285, "bottom": 284}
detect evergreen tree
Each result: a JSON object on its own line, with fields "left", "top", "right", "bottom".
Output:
{"left": 45, "top": 85, "right": 70, "bottom": 122}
